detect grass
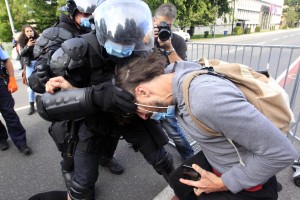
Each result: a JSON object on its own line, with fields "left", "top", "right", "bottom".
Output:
{"left": 191, "top": 34, "right": 228, "bottom": 40}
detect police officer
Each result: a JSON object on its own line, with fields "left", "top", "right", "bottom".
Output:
{"left": 35, "top": 0, "right": 174, "bottom": 199}
{"left": 0, "top": 45, "right": 32, "bottom": 155}
{"left": 29, "top": 0, "right": 124, "bottom": 197}
{"left": 31, "top": 0, "right": 100, "bottom": 93}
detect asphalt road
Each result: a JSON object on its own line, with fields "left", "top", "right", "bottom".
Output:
{"left": 1, "top": 29, "right": 300, "bottom": 200}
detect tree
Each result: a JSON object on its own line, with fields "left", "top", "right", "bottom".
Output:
{"left": 285, "top": 8, "right": 299, "bottom": 27}
{"left": 145, "top": 0, "right": 230, "bottom": 37}
{"left": 25, "top": 0, "right": 60, "bottom": 32}
{"left": 284, "top": 0, "right": 300, "bottom": 27}
{"left": 0, "top": 0, "right": 64, "bottom": 42}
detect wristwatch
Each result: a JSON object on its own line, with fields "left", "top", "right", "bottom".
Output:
{"left": 159, "top": 48, "right": 175, "bottom": 56}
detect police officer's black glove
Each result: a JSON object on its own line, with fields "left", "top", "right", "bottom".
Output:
{"left": 36, "top": 64, "right": 51, "bottom": 85}
{"left": 92, "top": 81, "right": 137, "bottom": 113}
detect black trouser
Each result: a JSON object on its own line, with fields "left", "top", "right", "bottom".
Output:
{"left": 0, "top": 78, "right": 27, "bottom": 149}
{"left": 169, "top": 151, "right": 278, "bottom": 200}
{"left": 71, "top": 115, "right": 173, "bottom": 198}
{"left": 71, "top": 121, "right": 120, "bottom": 189}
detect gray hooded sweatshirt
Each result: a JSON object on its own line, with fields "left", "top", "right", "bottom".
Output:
{"left": 165, "top": 61, "right": 298, "bottom": 193}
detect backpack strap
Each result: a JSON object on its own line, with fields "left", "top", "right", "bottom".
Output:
{"left": 182, "top": 70, "right": 221, "bottom": 136}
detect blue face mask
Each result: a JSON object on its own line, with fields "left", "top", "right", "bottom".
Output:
{"left": 150, "top": 105, "right": 176, "bottom": 120}
{"left": 80, "top": 18, "right": 92, "bottom": 29}
{"left": 104, "top": 40, "right": 135, "bottom": 58}
{"left": 135, "top": 103, "right": 176, "bottom": 120}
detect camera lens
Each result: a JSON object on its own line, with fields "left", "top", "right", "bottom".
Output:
{"left": 158, "top": 29, "right": 171, "bottom": 41}
{"left": 157, "top": 22, "right": 171, "bottom": 42}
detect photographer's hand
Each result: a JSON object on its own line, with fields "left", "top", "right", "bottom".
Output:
{"left": 179, "top": 164, "right": 228, "bottom": 196}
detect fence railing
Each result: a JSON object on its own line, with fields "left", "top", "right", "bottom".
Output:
{"left": 186, "top": 43, "right": 300, "bottom": 142}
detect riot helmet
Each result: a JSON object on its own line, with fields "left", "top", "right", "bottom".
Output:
{"left": 63, "top": 0, "right": 101, "bottom": 16}
{"left": 94, "top": 0, "right": 154, "bottom": 58}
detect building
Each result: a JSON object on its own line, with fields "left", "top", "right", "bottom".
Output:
{"left": 194, "top": 0, "right": 285, "bottom": 35}
{"left": 233, "top": 0, "right": 284, "bottom": 31}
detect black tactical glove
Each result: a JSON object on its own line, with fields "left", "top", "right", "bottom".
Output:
{"left": 36, "top": 64, "right": 51, "bottom": 85}
{"left": 92, "top": 81, "right": 137, "bottom": 114}
{"left": 28, "top": 71, "right": 46, "bottom": 94}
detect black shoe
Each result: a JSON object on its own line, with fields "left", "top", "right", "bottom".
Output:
{"left": 19, "top": 145, "right": 32, "bottom": 155}
{"left": 99, "top": 157, "right": 124, "bottom": 175}
{"left": 0, "top": 141, "right": 9, "bottom": 151}
{"left": 277, "top": 181, "right": 283, "bottom": 192}
{"left": 27, "top": 106, "right": 35, "bottom": 115}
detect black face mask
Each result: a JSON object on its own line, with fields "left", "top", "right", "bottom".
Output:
{"left": 80, "top": 27, "right": 92, "bottom": 34}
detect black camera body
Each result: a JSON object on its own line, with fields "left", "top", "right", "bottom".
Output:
{"left": 29, "top": 35, "right": 34, "bottom": 40}
{"left": 157, "top": 22, "right": 171, "bottom": 41}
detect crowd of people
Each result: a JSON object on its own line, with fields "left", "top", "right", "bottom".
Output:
{"left": 1, "top": 0, "right": 298, "bottom": 200}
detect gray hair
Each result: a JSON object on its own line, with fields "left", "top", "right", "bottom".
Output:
{"left": 154, "top": 3, "right": 177, "bottom": 21}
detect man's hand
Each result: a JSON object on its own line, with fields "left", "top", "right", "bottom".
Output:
{"left": 7, "top": 77, "right": 18, "bottom": 93}
{"left": 179, "top": 164, "right": 228, "bottom": 196}
{"left": 92, "top": 81, "right": 137, "bottom": 114}
{"left": 45, "top": 76, "right": 74, "bottom": 93}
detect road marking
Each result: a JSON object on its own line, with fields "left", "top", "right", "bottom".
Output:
{"left": 14, "top": 105, "right": 30, "bottom": 111}
{"left": 283, "top": 36, "right": 288, "bottom": 38}
{"left": 276, "top": 56, "right": 300, "bottom": 87}
{"left": 272, "top": 38, "right": 279, "bottom": 41}
{"left": 256, "top": 42, "right": 266, "bottom": 45}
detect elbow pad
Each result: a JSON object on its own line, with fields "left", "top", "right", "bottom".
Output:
{"left": 36, "top": 88, "right": 97, "bottom": 122}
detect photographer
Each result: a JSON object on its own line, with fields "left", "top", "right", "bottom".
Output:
{"left": 153, "top": 3, "right": 194, "bottom": 160}
{"left": 153, "top": 3, "right": 187, "bottom": 63}
{"left": 18, "top": 24, "right": 39, "bottom": 115}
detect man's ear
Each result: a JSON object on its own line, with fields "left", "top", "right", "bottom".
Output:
{"left": 135, "top": 86, "right": 150, "bottom": 97}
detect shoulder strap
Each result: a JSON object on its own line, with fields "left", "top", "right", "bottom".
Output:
{"left": 182, "top": 70, "right": 221, "bottom": 136}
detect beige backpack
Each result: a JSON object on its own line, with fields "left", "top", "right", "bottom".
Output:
{"left": 182, "top": 59, "right": 295, "bottom": 136}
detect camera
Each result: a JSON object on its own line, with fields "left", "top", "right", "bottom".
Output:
{"left": 157, "top": 22, "right": 171, "bottom": 41}
{"left": 182, "top": 165, "right": 201, "bottom": 181}
{"left": 29, "top": 35, "right": 34, "bottom": 40}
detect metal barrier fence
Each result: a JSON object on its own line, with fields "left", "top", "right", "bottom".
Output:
{"left": 186, "top": 43, "right": 300, "bottom": 143}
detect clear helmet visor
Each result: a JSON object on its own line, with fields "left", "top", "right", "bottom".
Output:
{"left": 74, "top": 0, "right": 101, "bottom": 14}
{"left": 94, "top": 0, "right": 154, "bottom": 52}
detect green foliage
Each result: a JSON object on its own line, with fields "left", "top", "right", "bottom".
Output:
{"left": 255, "top": 26, "right": 261, "bottom": 32}
{"left": 0, "top": 0, "right": 63, "bottom": 42}
{"left": 283, "top": 25, "right": 288, "bottom": 29}
{"left": 244, "top": 27, "right": 251, "bottom": 34}
{"left": 283, "top": 0, "right": 300, "bottom": 27}
{"left": 284, "top": 9, "right": 298, "bottom": 28}
{"left": 147, "top": 0, "right": 230, "bottom": 35}
{"left": 233, "top": 26, "right": 243, "bottom": 35}
{"left": 1, "top": 0, "right": 232, "bottom": 42}
{"left": 204, "top": 31, "right": 209, "bottom": 38}
{"left": 192, "top": 34, "right": 224, "bottom": 39}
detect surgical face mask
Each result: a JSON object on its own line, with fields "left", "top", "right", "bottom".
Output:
{"left": 135, "top": 103, "right": 176, "bottom": 120}
{"left": 80, "top": 18, "right": 92, "bottom": 29}
{"left": 104, "top": 40, "right": 135, "bottom": 58}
